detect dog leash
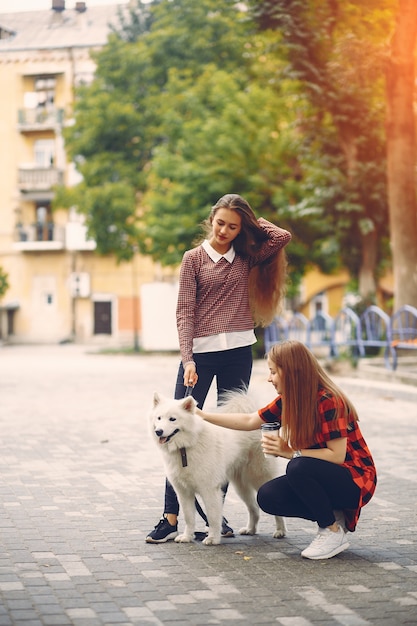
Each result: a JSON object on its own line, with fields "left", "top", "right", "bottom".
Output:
{"left": 179, "top": 386, "right": 193, "bottom": 468}
{"left": 184, "top": 385, "right": 194, "bottom": 398}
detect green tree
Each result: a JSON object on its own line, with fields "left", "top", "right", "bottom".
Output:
{"left": 59, "top": 0, "right": 327, "bottom": 295}
{"left": 248, "top": 0, "right": 395, "bottom": 302}
{"left": 64, "top": 0, "right": 393, "bottom": 300}
{"left": 139, "top": 62, "right": 294, "bottom": 257}
{"left": 59, "top": 0, "right": 254, "bottom": 262}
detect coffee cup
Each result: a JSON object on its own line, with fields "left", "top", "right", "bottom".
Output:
{"left": 261, "top": 422, "right": 280, "bottom": 458}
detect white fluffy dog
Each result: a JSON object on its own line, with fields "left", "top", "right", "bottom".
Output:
{"left": 149, "top": 389, "right": 286, "bottom": 546}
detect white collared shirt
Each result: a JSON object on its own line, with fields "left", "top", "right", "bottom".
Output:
{"left": 201, "top": 239, "right": 236, "bottom": 263}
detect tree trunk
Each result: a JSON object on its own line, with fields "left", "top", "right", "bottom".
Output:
{"left": 339, "top": 123, "right": 378, "bottom": 299}
{"left": 358, "top": 229, "right": 377, "bottom": 301}
{"left": 386, "top": 0, "right": 417, "bottom": 309}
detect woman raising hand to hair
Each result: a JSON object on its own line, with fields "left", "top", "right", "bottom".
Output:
{"left": 146, "top": 193, "right": 291, "bottom": 543}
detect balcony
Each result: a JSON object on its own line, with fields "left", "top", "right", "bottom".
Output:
{"left": 13, "top": 222, "right": 65, "bottom": 251}
{"left": 18, "top": 167, "right": 64, "bottom": 193}
{"left": 17, "top": 107, "right": 64, "bottom": 132}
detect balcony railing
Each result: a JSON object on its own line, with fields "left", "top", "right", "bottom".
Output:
{"left": 17, "top": 107, "right": 64, "bottom": 131}
{"left": 14, "top": 222, "right": 65, "bottom": 251}
{"left": 18, "top": 167, "right": 64, "bottom": 192}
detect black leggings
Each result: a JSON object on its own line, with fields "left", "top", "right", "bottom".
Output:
{"left": 257, "top": 457, "right": 361, "bottom": 529}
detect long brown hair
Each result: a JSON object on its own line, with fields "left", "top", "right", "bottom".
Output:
{"left": 205, "top": 194, "right": 288, "bottom": 326}
{"left": 268, "top": 340, "right": 358, "bottom": 449}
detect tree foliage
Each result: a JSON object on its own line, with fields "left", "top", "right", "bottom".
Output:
{"left": 248, "top": 0, "right": 396, "bottom": 300}
{"left": 59, "top": 0, "right": 402, "bottom": 304}
{"left": 61, "top": 0, "right": 263, "bottom": 263}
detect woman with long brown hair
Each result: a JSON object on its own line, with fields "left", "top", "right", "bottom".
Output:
{"left": 196, "top": 340, "right": 377, "bottom": 560}
{"left": 146, "top": 194, "right": 291, "bottom": 543}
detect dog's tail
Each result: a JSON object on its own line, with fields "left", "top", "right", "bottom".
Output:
{"left": 217, "top": 387, "right": 259, "bottom": 414}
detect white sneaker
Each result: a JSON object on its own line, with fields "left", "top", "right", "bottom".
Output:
{"left": 301, "top": 525, "right": 349, "bottom": 560}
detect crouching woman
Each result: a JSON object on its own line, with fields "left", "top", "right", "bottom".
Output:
{"left": 196, "top": 340, "right": 377, "bottom": 560}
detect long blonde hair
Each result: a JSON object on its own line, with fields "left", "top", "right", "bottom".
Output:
{"left": 205, "top": 194, "right": 288, "bottom": 326}
{"left": 268, "top": 340, "right": 358, "bottom": 449}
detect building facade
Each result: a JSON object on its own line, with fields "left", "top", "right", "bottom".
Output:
{"left": 0, "top": 0, "right": 178, "bottom": 347}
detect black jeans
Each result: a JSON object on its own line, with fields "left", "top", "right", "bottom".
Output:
{"left": 257, "top": 456, "right": 361, "bottom": 529}
{"left": 163, "top": 345, "right": 253, "bottom": 515}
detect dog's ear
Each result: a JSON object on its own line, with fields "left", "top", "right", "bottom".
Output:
{"left": 180, "top": 396, "right": 197, "bottom": 413}
{"left": 153, "top": 392, "right": 161, "bottom": 407}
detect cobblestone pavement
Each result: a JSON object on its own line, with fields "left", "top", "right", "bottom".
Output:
{"left": 1, "top": 344, "right": 417, "bottom": 626}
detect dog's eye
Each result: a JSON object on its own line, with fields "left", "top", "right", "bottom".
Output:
{"left": 169, "top": 417, "right": 176, "bottom": 422}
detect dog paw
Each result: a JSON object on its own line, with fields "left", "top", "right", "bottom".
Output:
{"left": 238, "top": 527, "right": 256, "bottom": 536}
{"left": 202, "top": 535, "right": 221, "bottom": 546}
{"left": 273, "top": 517, "right": 287, "bottom": 538}
{"left": 174, "top": 534, "right": 193, "bottom": 543}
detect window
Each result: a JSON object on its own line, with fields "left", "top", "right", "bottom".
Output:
{"left": 22, "top": 76, "right": 58, "bottom": 125}
{"left": 34, "top": 76, "right": 56, "bottom": 109}
{"left": 0, "top": 27, "right": 15, "bottom": 40}
{"left": 309, "top": 292, "right": 328, "bottom": 319}
{"left": 34, "top": 139, "right": 55, "bottom": 168}
{"left": 35, "top": 202, "right": 54, "bottom": 241}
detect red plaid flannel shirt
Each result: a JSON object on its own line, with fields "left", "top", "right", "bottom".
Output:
{"left": 259, "top": 388, "right": 377, "bottom": 532}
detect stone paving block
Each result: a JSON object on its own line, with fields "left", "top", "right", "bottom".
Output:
{"left": 1, "top": 346, "right": 416, "bottom": 625}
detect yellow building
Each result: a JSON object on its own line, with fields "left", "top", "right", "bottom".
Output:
{"left": 296, "top": 267, "right": 393, "bottom": 320}
{"left": 0, "top": 0, "right": 177, "bottom": 347}
{"left": 297, "top": 267, "right": 351, "bottom": 319}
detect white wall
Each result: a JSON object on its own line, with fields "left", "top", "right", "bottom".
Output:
{"left": 140, "top": 282, "right": 179, "bottom": 351}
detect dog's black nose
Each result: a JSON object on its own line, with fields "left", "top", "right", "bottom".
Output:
{"left": 155, "top": 429, "right": 163, "bottom": 437}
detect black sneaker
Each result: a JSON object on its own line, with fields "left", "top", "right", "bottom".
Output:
{"left": 221, "top": 518, "right": 234, "bottom": 537}
{"left": 203, "top": 518, "right": 235, "bottom": 538}
{"left": 146, "top": 517, "right": 178, "bottom": 543}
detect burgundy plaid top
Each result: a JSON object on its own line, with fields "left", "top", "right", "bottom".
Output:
{"left": 176, "top": 218, "right": 291, "bottom": 364}
{"left": 259, "top": 387, "right": 377, "bottom": 532}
